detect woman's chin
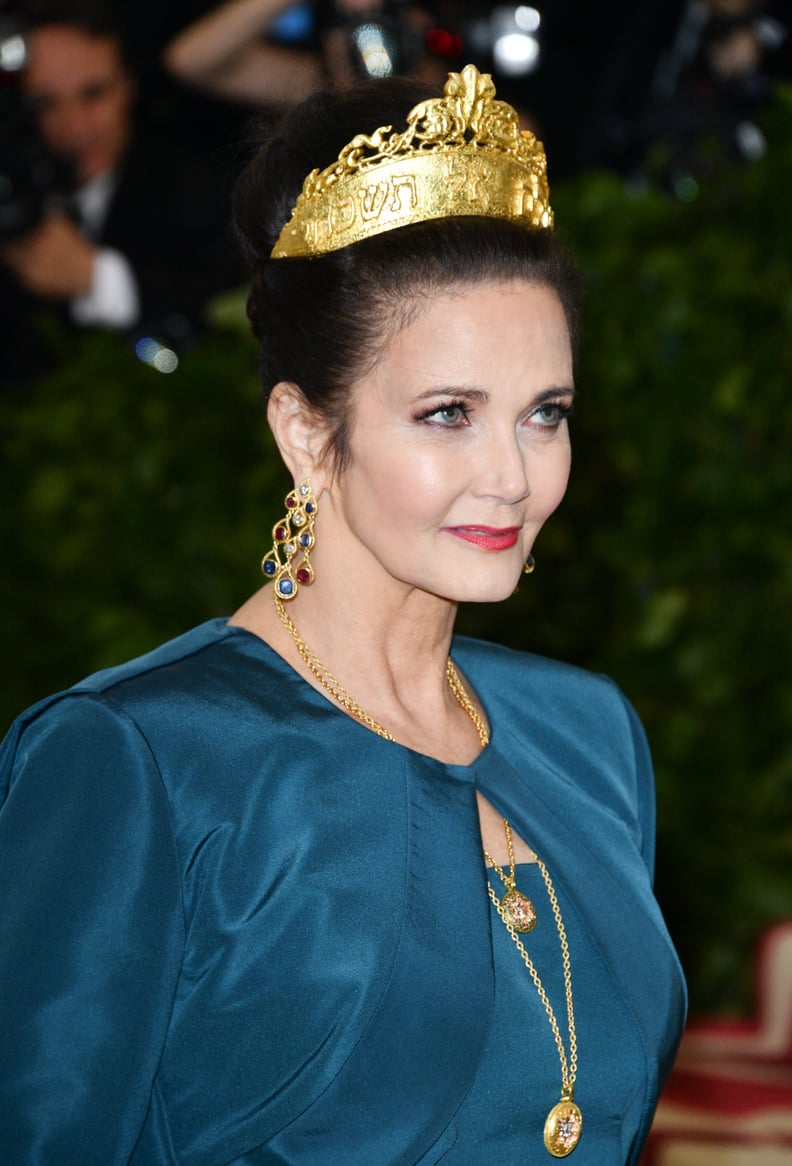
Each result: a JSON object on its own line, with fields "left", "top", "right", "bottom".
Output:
{"left": 438, "top": 575, "right": 524, "bottom": 606}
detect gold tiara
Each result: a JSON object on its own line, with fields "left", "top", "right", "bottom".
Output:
{"left": 271, "top": 63, "right": 553, "bottom": 259}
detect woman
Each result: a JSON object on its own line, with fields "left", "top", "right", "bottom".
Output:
{"left": 0, "top": 66, "right": 686, "bottom": 1164}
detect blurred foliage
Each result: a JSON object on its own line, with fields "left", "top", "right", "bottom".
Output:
{"left": 0, "top": 327, "right": 283, "bottom": 695}
{"left": 2, "top": 91, "right": 791, "bottom": 1018}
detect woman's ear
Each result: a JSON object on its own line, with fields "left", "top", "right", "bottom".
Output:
{"left": 267, "top": 383, "right": 332, "bottom": 488}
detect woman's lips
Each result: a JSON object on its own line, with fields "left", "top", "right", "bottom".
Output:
{"left": 443, "top": 526, "right": 521, "bottom": 551}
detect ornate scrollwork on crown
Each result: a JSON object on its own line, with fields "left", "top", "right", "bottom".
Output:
{"left": 302, "top": 65, "right": 542, "bottom": 202}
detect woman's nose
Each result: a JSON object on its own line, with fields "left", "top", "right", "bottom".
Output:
{"left": 476, "top": 430, "right": 531, "bottom": 504}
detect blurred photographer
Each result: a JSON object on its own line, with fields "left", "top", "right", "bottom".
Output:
{"left": 163, "top": 0, "right": 442, "bottom": 108}
{"left": 1, "top": 0, "right": 240, "bottom": 386}
{"left": 2, "top": 3, "right": 137, "bottom": 324}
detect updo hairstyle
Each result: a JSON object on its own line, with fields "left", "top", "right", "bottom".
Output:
{"left": 233, "top": 79, "right": 581, "bottom": 469}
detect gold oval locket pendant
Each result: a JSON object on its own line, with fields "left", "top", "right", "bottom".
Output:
{"left": 501, "top": 886, "right": 537, "bottom": 932}
{"left": 543, "top": 1098, "right": 582, "bottom": 1157}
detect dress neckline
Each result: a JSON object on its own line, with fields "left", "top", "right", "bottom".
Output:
{"left": 223, "top": 618, "right": 494, "bottom": 772}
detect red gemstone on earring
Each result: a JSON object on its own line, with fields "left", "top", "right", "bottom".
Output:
{"left": 275, "top": 526, "right": 287, "bottom": 541}
{"left": 286, "top": 497, "right": 296, "bottom": 508}
{"left": 296, "top": 568, "right": 311, "bottom": 584}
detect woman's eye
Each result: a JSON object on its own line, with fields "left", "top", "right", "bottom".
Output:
{"left": 531, "top": 402, "right": 573, "bottom": 428}
{"left": 420, "top": 403, "right": 471, "bottom": 427}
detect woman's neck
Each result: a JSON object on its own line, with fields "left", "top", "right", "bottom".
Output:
{"left": 231, "top": 499, "right": 490, "bottom": 762}
{"left": 231, "top": 569, "right": 485, "bottom": 763}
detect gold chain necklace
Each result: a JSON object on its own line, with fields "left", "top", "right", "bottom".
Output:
{"left": 274, "top": 592, "right": 489, "bottom": 746}
{"left": 272, "top": 589, "right": 581, "bottom": 1157}
{"left": 487, "top": 819, "right": 582, "bottom": 1158}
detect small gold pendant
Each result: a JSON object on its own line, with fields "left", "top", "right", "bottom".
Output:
{"left": 501, "top": 886, "right": 537, "bottom": 932}
{"left": 543, "top": 1098, "right": 582, "bottom": 1157}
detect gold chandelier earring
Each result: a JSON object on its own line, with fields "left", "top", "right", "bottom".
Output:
{"left": 261, "top": 479, "right": 318, "bottom": 601}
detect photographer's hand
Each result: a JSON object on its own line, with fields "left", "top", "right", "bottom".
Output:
{"left": 2, "top": 213, "right": 95, "bottom": 300}
{"left": 163, "top": 0, "right": 321, "bottom": 105}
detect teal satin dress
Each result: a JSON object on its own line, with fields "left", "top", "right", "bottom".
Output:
{"left": 0, "top": 620, "right": 686, "bottom": 1164}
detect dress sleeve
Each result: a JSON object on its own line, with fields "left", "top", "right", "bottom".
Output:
{"left": 617, "top": 684, "right": 658, "bottom": 882}
{"left": 0, "top": 693, "right": 184, "bottom": 1165}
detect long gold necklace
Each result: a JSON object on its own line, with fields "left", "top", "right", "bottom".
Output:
{"left": 272, "top": 590, "right": 581, "bottom": 1157}
{"left": 274, "top": 592, "right": 489, "bottom": 746}
{"left": 487, "top": 819, "right": 582, "bottom": 1158}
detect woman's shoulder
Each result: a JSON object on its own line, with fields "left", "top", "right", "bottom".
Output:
{"left": 2, "top": 619, "right": 287, "bottom": 777}
{"left": 16, "top": 616, "right": 280, "bottom": 708}
{"left": 67, "top": 617, "right": 244, "bottom": 696}
{"left": 452, "top": 634, "right": 653, "bottom": 819}
{"left": 452, "top": 633, "right": 635, "bottom": 721}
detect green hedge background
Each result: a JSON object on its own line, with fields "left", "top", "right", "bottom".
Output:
{"left": 2, "top": 93, "right": 790, "bottom": 1018}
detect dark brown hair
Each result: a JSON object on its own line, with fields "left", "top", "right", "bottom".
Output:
{"left": 233, "top": 79, "right": 581, "bottom": 468}
{"left": 21, "top": 0, "right": 133, "bottom": 69}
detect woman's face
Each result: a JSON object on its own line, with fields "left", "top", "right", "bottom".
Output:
{"left": 328, "top": 280, "right": 574, "bottom": 604}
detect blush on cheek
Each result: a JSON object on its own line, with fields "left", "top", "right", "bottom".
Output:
{"left": 537, "top": 463, "right": 571, "bottom": 524}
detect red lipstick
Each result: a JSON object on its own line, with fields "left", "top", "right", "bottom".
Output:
{"left": 444, "top": 526, "right": 521, "bottom": 551}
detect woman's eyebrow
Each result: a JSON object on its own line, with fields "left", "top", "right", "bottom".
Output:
{"left": 534, "top": 386, "right": 577, "bottom": 402}
{"left": 414, "top": 387, "right": 490, "bottom": 403}
{"left": 414, "top": 385, "right": 577, "bottom": 404}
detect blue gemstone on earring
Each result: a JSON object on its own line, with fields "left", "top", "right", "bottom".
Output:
{"left": 277, "top": 579, "right": 294, "bottom": 597}
{"left": 305, "top": 502, "right": 315, "bottom": 514}
{"left": 263, "top": 560, "right": 276, "bottom": 576}
{"left": 299, "top": 533, "right": 311, "bottom": 547}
